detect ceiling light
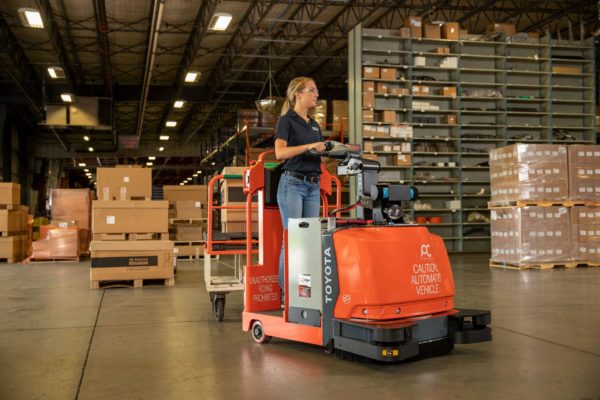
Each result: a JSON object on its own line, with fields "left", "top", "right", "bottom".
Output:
{"left": 173, "top": 100, "right": 185, "bottom": 108}
{"left": 148, "top": 156, "right": 156, "bottom": 160}
{"left": 193, "top": 174, "right": 198, "bottom": 177}
{"left": 146, "top": 162, "right": 153, "bottom": 166}
{"left": 211, "top": 162, "right": 215, "bottom": 166}
{"left": 180, "top": 183, "right": 185, "bottom": 186}
{"left": 84, "top": 169, "right": 89, "bottom": 172}
{"left": 165, "top": 121, "right": 177, "bottom": 127}
{"left": 196, "top": 170, "right": 202, "bottom": 174}
{"left": 18, "top": 8, "right": 44, "bottom": 29}
{"left": 88, "top": 147, "right": 94, "bottom": 152}
{"left": 83, "top": 135, "right": 90, "bottom": 141}
{"left": 208, "top": 12, "right": 232, "bottom": 31}
{"left": 159, "top": 135, "right": 169, "bottom": 141}
{"left": 158, "top": 147, "right": 165, "bottom": 152}
{"left": 78, "top": 163, "right": 86, "bottom": 167}
{"left": 184, "top": 71, "right": 200, "bottom": 83}
{"left": 47, "top": 66, "right": 65, "bottom": 79}
{"left": 61, "top": 93, "right": 73, "bottom": 103}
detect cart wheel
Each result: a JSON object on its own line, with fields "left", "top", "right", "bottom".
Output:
{"left": 251, "top": 320, "right": 271, "bottom": 344}
{"left": 213, "top": 297, "right": 225, "bottom": 322}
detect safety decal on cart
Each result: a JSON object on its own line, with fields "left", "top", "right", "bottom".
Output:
{"left": 299, "top": 274, "right": 311, "bottom": 298}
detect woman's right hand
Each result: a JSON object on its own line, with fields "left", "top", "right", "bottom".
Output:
{"left": 308, "top": 142, "right": 327, "bottom": 152}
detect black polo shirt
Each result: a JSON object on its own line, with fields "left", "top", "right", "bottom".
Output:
{"left": 275, "top": 110, "right": 324, "bottom": 175}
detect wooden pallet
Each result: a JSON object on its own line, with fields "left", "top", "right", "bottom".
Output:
{"left": 0, "top": 257, "right": 22, "bottom": 263}
{"left": 490, "top": 260, "right": 582, "bottom": 270}
{"left": 92, "top": 232, "right": 168, "bottom": 241}
{"left": 26, "top": 257, "right": 80, "bottom": 263}
{"left": 169, "top": 218, "right": 207, "bottom": 225}
{"left": 488, "top": 200, "right": 585, "bottom": 209}
{"left": 90, "top": 277, "right": 175, "bottom": 289}
{"left": 0, "top": 204, "right": 20, "bottom": 210}
{"left": 0, "top": 231, "right": 22, "bottom": 237}
{"left": 174, "top": 243, "right": 205, "bottom": 260}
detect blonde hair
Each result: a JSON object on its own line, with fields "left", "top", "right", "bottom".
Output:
{"left": 280, "top": 76, "right": 315, "bottom": 116}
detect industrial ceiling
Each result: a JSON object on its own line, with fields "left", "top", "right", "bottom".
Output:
{"left": 0, "top": 0, "right": 598, "bottom": 184}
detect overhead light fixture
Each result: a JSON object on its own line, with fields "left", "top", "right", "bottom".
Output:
{"left": 159, "top": 135, "right": 170, "bottom": 141}
{"left": 146, "top": 162, "right": 153, "bottom": 166}
{"left": 165, "top": 121, "right": 177, "bottom": 127}
{"left": 88, "top": 147, "right": 94, "bottom": 152}
{"left": 208, "top": 12, "right": 232, "bottom": 31}
{"left": 47, "top": 66, "right": 65, "bottom": 79}
{"left": 61, "top": 93, "right": 73, "bottom": 103}
{"left": 158, "top": 147, "right": 165, "bottom": 152}
{"left": 18, "top": 8, "right": 44, "bottom": 29}
{"left": 193, "top": 174, "right": 198, "bottom": 177}
{"left": 253, "top": 37, "right": 307, "bottom": 44}
{"left": 196, "top": 170, "right": 202, "bottom": 174}
{"left": 84, "top": 169, "right": 89, "bottom": 172}
{"left": 173, "top": 100, "right": 185, "bottom": 108}
{"left": 180, "top": 183, "right": 185, "bottom": 186}
{"left": 211, "top": 162, "right": 216, "bottom": 166}
{"left": 184, "top": 71, "right": 200, "bottom": 83}
{"left": 148, "top": 156, "right": 156, "bottom": 160}
{"left": 83, "top": 135, "right": 90, "bottom": 141}
{"left": 78, "top": 163, "right": 86, "bottom": 167}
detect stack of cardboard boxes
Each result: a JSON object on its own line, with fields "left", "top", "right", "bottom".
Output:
{"left": 0, "top": 183, "right": 29, "bottom": 262}
{"left": 90, "top": 166, "right": 173, "bottom": 288}
{"left": 490, "top": 144, "right": 600, "bottom": 266}
{"left": 220, "top": 167, "right": 257, "bottom": 233}
{"left": 163, "top": 184, "right": 208, "bottom": 260}
{"left": 50, "top": 189, "right": 93, "bottom": 256}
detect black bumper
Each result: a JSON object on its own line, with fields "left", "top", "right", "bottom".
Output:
{"left": 449, "top": 309, "right": 492, "bottom": 344}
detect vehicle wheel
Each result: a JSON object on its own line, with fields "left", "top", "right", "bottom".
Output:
{"left": 213, "top": 297, "right": 225, "bottom": 322}
{"left": 251, "top": 320, "right": 271, "bottom": 344}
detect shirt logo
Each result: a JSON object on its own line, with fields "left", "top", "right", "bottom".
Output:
{"left": 312, "top": 125, "right": 319, "bottom": 133}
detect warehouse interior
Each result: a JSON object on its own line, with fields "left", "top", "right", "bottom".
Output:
{"left": 1, "top": 1, "right": 600, "bottom": 399}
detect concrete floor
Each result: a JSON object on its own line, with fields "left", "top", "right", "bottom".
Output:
{"left": 0, "top": 254, "right": 599, "bottom": 400}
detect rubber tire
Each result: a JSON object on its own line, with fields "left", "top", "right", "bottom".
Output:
{"left": 213, "top": 298, "right": 225, "bottom": 322}
{"left": 251, "top": 320, "right": 271, "bottom": 344}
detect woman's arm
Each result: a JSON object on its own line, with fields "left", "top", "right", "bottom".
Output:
{"left": 275, "top": 138, "right": 326, "bottom": 160}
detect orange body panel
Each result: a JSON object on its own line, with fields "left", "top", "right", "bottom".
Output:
{"left": 332, "top": 226, "right": 455, "bottom": 320}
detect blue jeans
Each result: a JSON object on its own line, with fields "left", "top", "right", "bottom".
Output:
{"left": 277, "top": 173, "right": 321, "bottom": 297}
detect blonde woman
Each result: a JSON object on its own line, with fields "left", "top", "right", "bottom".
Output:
{"left": 274, "top": 77, "right": 326, "bottom": 304}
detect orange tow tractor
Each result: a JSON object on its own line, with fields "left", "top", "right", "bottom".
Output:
{"left": 240, "top": 143, "right": 491, "bottom": 362}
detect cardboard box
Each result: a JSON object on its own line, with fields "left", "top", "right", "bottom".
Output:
{"left": 174, "top": 244, "right": 203, "bottom": 257}
{"left": 397, "top": 27, "right": 411, "bottom": 38}
{"left": 0, "top": 182, "right": 20, "bottom": 205}
{"left": 362, "top": 66, "right": 380, "bottom": 79}
{"left": 0, "top": 236, "right": 22, "bottom": 261}
{"left": 221, "top": 221, "right": 258, "bottom": 233}
{"left": 363, "top": 141, "right": 375, "bottom": 152}
{"left": 489, "top": 144, "right": 569, "bottom": 203}
{"left": 221, "top": 202, "right": 258, "bottom": 222}
{"left": 423, "top": 24, "right": 441, "bottom": 39}
{"left": 314, "top": 99, "right": 327, "bottom": 129}
{"left": 163, "top": 185, "right": 208, "bottom": 205}
{"left": 552, "top": 66, "right": 581, "bottom": 75}
{"left": 51, "top": 189, "right": 92, "bottom": 230}
{"left": 380, "top": 67, "right": 397, "bottom": 80}
{"left": 363, "top": 125, "right": 389, "bottom": 138}
{"left": 393, "top": 154, "right": 412, "bottom": 167}
{"left": 568, "top": 145, "right": 600, "bottom": 202}
{"left": 331, "top": 100, "right": 348, "bottom": 132}
{"left": 362, "top": 109, "right": 374, "bottom": 123}
{"left": 0, "top": 210, "right": 22, "bottom": 233}
{"left": 376, "top": 82, "right": 388, "bottom": 94}
{"left": 459, "top": 29, "right": 469, "bottom": 39}
{"left": 441, "top": 22, "right": 459, "bottom": 40}
{"left": 90, "top": 240, "right": 174, "bottom": 284}
{"left": 381, "top": 111, "right": 396, "bottom": 123}
{"left": 432, "top": 47, "right": 450, "bottom": 54}
{"left": 31, "top": 228, "right": 79, "bottom": 259}
{"left": 491, "top": 206, "right": 572, "bottom": 264}
{"left": 175, "top": 200, "right": 205, "bottom": 219}
{"left": 442, "top": 86, "right": 457, "bottom": 97}
{"left": 92, "top": 200, "right": 169, "bottom": 234}
{"left": 487, "top": 23, "right": 516, "bottom": 36}
{"left": 172, "top": 224, "right": 204, "bottom": 241}
{"left": 97, "top": 167, "right": 152, "bottom": 200}
{"left": 389, "top": 87, "right": 409, "bottom": 96}
{"left": 570, "top": 207, "right": 600, "bottom": 262}
{"left": 363, "top": 81, "right": 375, "bottom": 93}
{"left": 412, "top": 85, "right": 430, "bottom": 96}
{"left": 404, "top": 16, "right": 422, "bottom": 38}
{"left": 362, "top": 92, "right": 376, "bottom": 109}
